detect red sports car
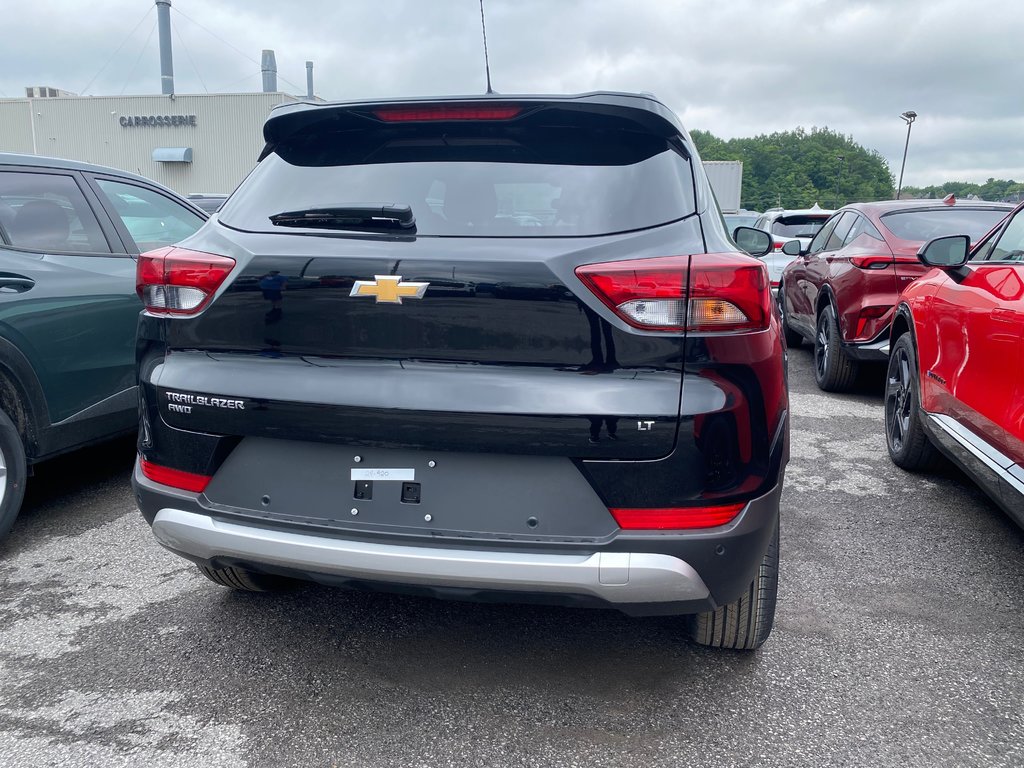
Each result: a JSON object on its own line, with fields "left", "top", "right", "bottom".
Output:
{"left": 778, "top": 197, "right": 1012, "bottom": 392}
{"left": 886, "top": 202, "right": 1024, "bottom": 523}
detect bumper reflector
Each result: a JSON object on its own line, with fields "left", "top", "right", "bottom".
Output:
{"left": 140, "top": 458, "right": 212, "bottom": 493}
{"left": 610, "top": 503, "right": 745, "bottom": 530}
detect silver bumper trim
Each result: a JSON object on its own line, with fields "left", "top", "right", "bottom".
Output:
{"left": 152, "top": 509, "right": 711, "bottom": 604}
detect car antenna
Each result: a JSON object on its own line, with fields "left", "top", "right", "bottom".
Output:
{"left": 479, "top": 0, "right": 495, "bottom": 94}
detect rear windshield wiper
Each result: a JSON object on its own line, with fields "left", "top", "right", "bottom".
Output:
{"left": 269, "top": 204, "right": 415, "bottom": 232}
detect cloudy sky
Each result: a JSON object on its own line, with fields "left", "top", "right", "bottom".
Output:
{"left": 2, "top": 0, "right": 1022, "bottom": 186}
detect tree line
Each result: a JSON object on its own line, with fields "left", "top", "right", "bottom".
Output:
{"left": 691, "top": 127, "right": 895, "bottom": 211}
{"left": 899, "top": 178, "right": 1024, "bottom": 202}
{"left": 692, "top": 126, "right": 1024, "bottom": 210}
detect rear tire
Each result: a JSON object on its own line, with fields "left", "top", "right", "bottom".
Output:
{"left": 198, "top": 564, "right": 297, "bottom": 592}
{"left": 814, "top": 304, "right": 858, "bottom": 392}
{"left": 688, "top": 523, "right": 778, "bottom": 650}
{"left": 0, "top": 408, "right": 28, "bottom": 542}
{"left": 777, "top": 283, "right": 803, "bottom": 348}
{"left": 885, "top": 333, "right": 942, "bottom": 471}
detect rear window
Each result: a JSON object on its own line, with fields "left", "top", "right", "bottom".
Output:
{"left": 770, "top": 215, "right": 830, "bottom": 238}
{"left": 219, "top": 118, "right": 696, "bottom": 237}
{"left": 725, "top": 213, "right": 759, "bottom": 229}
{"left": 880, "top": 208, "right": 1009, "bottom": 242}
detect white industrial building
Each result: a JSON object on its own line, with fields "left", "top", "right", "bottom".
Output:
{"left": 0, "top": 1, "right": 315, "bottom": 196}
{"left": 0, "top": 91, "right": 299, "bottom": 195}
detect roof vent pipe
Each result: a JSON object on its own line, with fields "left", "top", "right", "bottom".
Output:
{"left": 261, "top": 49, "right": 278, "bottom": 93}
{"left": 156, "top": 0, "right": 174, "bottom": 95}
{"left": 305, "top": 61, "right": 314, "bottom": 99}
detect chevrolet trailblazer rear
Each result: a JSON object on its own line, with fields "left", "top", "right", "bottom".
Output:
{"left": 132, "top": 93, "right": 788, "bottom": 650}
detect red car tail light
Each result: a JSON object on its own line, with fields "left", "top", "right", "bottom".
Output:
{"left": 610, "top": 503, "right": 745, "bottom": 530}
{"left": 372, "top": 105, "right": 523, "bottom": 122}
{"left": 850, "top": 255, "right": 893, "bottom": 270}
{"left": 575, "top": 253, "right": 770, "bottom": 333}
{"left": 139, "top": 458, "right": 211, "bottom": 493}
{"left": 137, "top": 247, "right": 236, "bottom": 315}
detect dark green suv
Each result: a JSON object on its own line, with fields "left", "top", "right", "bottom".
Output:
{"left": 0, "top": 153, "right": 207, "bottom": 538}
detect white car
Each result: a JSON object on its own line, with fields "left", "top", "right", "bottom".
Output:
{"left": 753, "top": 204, "right": 834, "bottom": 285}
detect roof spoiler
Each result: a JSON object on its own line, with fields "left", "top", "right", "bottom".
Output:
{"left": 258, "top": 92, "right": 690, "bottom": 162}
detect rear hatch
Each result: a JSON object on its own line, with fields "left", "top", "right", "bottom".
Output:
{"left": 148, "top": 98, "right": 707, "bottom": 461}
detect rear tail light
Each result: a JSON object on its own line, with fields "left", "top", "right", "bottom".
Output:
{"left": 139, "top": 458, "right": 211, "bottom": 493}
{"left": 850, "top": 255, "right": 893, "bottom": 270}
{"left": 372, "top": 105, "right": 523, "bottom": 122}
{"left": 772, "top": 240, "right": 787, "bottom": 251}
{"left": 137, "top": 247, "right": 236, "bottom": 315}
{"left": 611, "top": 503, "right": 745, "bottom": 530}
{"left": 575, "top": 253, "right": 770, "bottom": 333}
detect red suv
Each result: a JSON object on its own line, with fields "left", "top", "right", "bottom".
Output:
{"left": 886, "top": 203, "right": 1024, "bottom": 523}
{"left": 778, "top": 198, "right": 1012, "bottom": 391}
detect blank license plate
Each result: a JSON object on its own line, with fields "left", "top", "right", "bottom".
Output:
{"left": 350, "top": 468, "right": 415, "bottom": 482}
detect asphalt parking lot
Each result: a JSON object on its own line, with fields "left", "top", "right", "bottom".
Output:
{"left": 1, "top": 346, "right": 1022, "bottom": 768}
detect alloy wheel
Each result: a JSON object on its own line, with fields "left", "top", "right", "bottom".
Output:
{"left": 886, "top": 346, "right": 912, "bottom": 453}
{"left": 815, "top": 313, "right": 830, "bottom": 380}
{"left": 0, "top": 442, "right": 7, "bottom": 508}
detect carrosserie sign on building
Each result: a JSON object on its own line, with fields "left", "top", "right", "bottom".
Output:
{"left": 119, "top": 115, "right": 197, "bottom": 128}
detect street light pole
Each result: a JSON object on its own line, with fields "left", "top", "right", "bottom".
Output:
{"left": 896, "top": 110, "right": 917, "bottom": 199}
{"left": 835, "top": 155, "right": 844, "bottom": 207}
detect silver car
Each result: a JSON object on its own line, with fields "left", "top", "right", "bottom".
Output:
{"left": 753, "top": 204, "right": 834, "bottom": 285}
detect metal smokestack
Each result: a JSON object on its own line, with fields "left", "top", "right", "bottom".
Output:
{"left": 305, "top": 61, "right": 314, "bottom": 99}
{"left": 156, "top": 0, "right": 174, "bottom": 95}
{"left": 261, "top": 49, "right": 278, "bottom": 93}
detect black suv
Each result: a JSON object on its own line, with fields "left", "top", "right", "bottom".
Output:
{"left": 132, "top": 93, "right": 789, "bottom": 650}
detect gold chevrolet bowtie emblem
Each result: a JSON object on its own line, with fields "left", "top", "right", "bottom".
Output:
{"left": 349, "top": 275, "right": 429, "bottom": 304}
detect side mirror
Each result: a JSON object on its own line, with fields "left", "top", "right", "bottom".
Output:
{"left": 918, "top": 235, "right": 970, "bottom": 269}
{"left": 781, "top": 240, "right": 801, "bottom": 256}
{"left": 733, "top": 226, "right": 772, "bottom": 258}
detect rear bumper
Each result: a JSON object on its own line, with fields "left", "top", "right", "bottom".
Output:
{"left": 135, "top": 460, "right": 784, "bottom": 616}
{"left": 152, "top": 507, "right": 712, "bottom": 605}
{"left": 842, "top": 335, "right": 890, "bottom": 362}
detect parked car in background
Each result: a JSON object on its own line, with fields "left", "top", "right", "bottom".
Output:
{"left": 0, "top": 153, "right": 206, "bottom": 539}
{"left": 724, "top": 209, "right": 760, "bottom": 232}
{"left": 753, "top": 204, "right": 834, "bottom": 286}
{"left": 133, "top": 92, "right": 788, "bottom": 650}
{"left": 778, "top": 197, "right": 1012, "bottom": 391}
{"left": 186, "top": 193, "right": 228, "bottom": 213}
{"left": 886, "top": 203, "right": 1024, "bottom": 523}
